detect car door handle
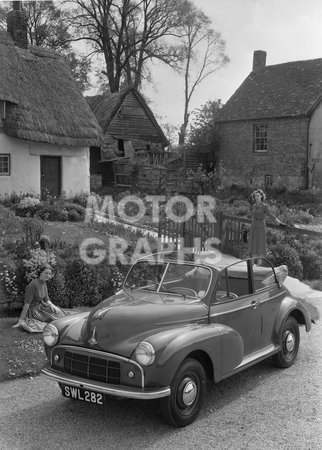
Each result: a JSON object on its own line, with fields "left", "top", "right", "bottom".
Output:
{"left": 251, "top": 300, "right": 259, "bottom": 309}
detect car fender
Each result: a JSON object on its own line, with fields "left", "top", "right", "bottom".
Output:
{"left": 144, "top": 323, "right": 244, "bottom": 385}
{"left": 273, "top": 295, "right": 312, "bottom": 344}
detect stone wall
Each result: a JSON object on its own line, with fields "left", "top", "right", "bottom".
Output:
{"left": 218, "top": 116, "right": 309, "bottom": 190}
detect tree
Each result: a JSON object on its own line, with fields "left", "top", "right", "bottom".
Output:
{"left": 65, "top": 0, "right": 188, "bottom": 92}
{"left": 188, "top": 99, "right": 222, "bottom": 169}
{"left": 0, "top": 1, "right": 90, "bottom": 91}
{"left": 177, "top": 1, "right": 229, "bottom": 145}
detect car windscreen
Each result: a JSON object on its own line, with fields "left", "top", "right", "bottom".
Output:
{"left": 123, "top": 261, "right": 212, "bottom": 301}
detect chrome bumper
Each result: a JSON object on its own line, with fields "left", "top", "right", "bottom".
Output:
{"left": 41, "top": 364, "right": 171, "bottom": 400}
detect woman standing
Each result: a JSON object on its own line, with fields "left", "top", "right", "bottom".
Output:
{"left": 248, "top": 189, "right": 283, "bottom": 261}
{"left": 12, "top": 265, "right": 68, "bottom": 333}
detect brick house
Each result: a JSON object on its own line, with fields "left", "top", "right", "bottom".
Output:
{"left": 216, "top": 51, "right": 322, "bottom": 190}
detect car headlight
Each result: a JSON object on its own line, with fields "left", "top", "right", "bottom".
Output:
{"left": 135, "top": 341, "right": 155, "bottom": 366}
{"left": 43, "top": 324, "right": 59, "bottom": 346}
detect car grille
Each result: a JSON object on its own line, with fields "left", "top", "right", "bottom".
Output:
{"left": 63, "top": 351, "right": 121, "bottom": 384}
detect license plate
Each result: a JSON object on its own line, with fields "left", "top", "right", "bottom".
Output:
{"left": 61, "top": 384, "right": 104, "bottom": 405}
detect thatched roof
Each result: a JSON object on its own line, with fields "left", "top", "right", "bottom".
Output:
{"left": 217, "top": 58, "right": 322, "bottom": 122}
{"left": 0, "top": 32, "right": 102, "bottom": 147}
{"left": 86, "top": 87, "right": 169, "bottom": 145}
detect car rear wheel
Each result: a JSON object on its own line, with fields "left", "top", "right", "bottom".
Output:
{"left": 159, "top": 358, "right": 206, "bottom": 427}
{"left": 273, "top": 316, "right": 300, "bottom": 368}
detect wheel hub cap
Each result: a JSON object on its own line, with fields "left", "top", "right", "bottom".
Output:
{"left": 285, "top": 332, "right": 295, "bottom": 352}
{"left": 182, "top": 380, "right": 197, "bottom": 406}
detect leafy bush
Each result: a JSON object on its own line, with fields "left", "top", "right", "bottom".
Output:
{"left": 64, "top": 259, "right": 107, "bottom": 308}
{"left": 11, "top": 203, "right": 39, "bottom": 217}
{"left": 185, "top": 164, "right": 223, "bottom": 196}
{"left": 23, "top": 249, "right": 57, "bottom": 283}
{"left": 47, "top": 265, "right": 67, "bottom": 307}
{"left": 221, "top": 199, "right": 251, "bottom": 217}
{"left": 35, "top": 205, "right": 68, "bottom": 221}
{"left": 21, "top": 218, "right": 44, "bottom": 246}
{"left": 0, "top": 192, "right": 37, "bottom": 207}
{"left": 66, "top": 210, "right": 81, "bottom": 222}
{"left": 62, "top": 203, "right": 85, "bottom": 222}
{"left": 0, "top": 263, "right": 19, "bottom": 300}
{"left": 298, "top": 250, "right": 322, "bottom": 280}
{"left": 69, "top": 192, "right": 89, "bottom": 208}
{"left": 267, "top": 243, "right": 303, "bottom": 280}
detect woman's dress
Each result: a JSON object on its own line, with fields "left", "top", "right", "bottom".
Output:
{"left": 248, "top": 203, "right": 277, "bottom": 258}
{"left": 20, "top": 278, "right": 68, "bottom": 333}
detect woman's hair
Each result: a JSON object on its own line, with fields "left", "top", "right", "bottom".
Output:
{"left": 37, "top": 265, "right": 52, "bottom": 276}
{"left": 251, "top": 189, "right": 266, "bottom": 202}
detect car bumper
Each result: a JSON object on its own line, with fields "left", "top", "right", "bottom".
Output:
{"left": 41, "top": 364, "right": 171, "bottom": 400}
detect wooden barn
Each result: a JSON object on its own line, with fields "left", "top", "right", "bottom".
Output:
{"left": 0, "top": 2, "right": 101, "bottom": 198}
{"left": 86, "top": 88, "right": 169, "bottom": 188}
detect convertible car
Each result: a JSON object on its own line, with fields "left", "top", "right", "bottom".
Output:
{"left": 42, "top": 252, "right": 312, "bottom": 427}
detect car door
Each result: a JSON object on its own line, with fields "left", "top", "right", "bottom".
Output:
{"left": 252, "top": 262, "right": 285, "bottom": 347}
{"left": 209, "top": 261, "right": 262, "bottom": 357}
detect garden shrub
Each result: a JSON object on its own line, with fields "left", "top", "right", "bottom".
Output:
{"left": 298, "top": 249, "right": 322, "bottom": 280}
{"left": 11, "top": 203, "right": 39, "bottom": 217}
{"left": 69, "top": 192, "right": 89, "bottom": 208}
{"left": 67, "top": 209, "right": 82, "bottom": 222}
{"left": 21, "top": 217, "right": 44, "bottom": 246}
{"left": 222, "top": 199, "right": 251, "bottom": 217}
{"left": 64, "top": 259, "right": 104, "bottom": 308}
{"left": 47, "top": 265, "right": 67, "bottom": 307}
{"left": 0, "top": 263, "right": 19, "bottom": 300}
{"left": 185, "top": 164, "right": 223, "bottom": 196}
{"left": 267, "top": 243, "right": 303, "bottom": 280}
{"left": 23, "top": 248, "right": 57, "bottom": 282}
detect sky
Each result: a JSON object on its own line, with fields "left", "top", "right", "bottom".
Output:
{"left": 139, "top": 0, "right": 322, "bottom": 134}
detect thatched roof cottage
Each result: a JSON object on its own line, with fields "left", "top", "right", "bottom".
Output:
{"left": 0, "top": 2, "right": 101, "bottom": 198}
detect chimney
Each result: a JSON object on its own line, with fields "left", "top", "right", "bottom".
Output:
{"left": 7, "top": 1, "right": 28, "bottom": 49}
{"left": 252, "top": 50, "right": 267, "bottom": 71}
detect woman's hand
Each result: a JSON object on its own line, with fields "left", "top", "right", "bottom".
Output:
{"left": 48, "top": 302, "right": 59, "bottom": 313}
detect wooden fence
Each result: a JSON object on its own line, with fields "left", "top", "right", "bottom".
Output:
{"left": 158, "top": 212, "right": 223, "bottom": 254}
{"left": 158, "top": 213, "right": 322, "bottom": 257}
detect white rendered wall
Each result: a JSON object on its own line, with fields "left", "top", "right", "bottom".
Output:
{"left": 0, "top": 132, "right": 90, "bottom": 197}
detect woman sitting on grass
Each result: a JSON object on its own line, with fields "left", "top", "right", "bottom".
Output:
{"left": 12, "top": 265, "right": 68, "bottom": 333}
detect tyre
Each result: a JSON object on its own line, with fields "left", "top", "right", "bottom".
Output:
{"left": 273, "top": 316, "right": 300, "bottom": 368}
{"left": 159, "top": 358, "right": 206, "bottom": 427}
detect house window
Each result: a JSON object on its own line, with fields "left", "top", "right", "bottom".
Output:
{"left": 265, "top": 174, "right": 273, "bottom": 188}
{"left": 0, "top": 154, "right": 10, "bottom": 175}
{"left": 254, "top": 124, "right": 267, "bottom": 152}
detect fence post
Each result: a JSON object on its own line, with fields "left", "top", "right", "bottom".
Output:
{"left": 217, "top": 212, "right": 225, "bottom": 251}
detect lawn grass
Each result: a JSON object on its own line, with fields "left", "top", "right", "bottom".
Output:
{"left": 0, "top": 317, "right": 46, "bottom": 382}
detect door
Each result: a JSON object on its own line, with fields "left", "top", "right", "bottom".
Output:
{"left": 252, "top": 262, "right": 284, "bottom": 347}
{"left": 40, "top": 156, "right": 61, "bottom": 199}
{"left": 210, "top": 261, "right": 262, "bottom": 356}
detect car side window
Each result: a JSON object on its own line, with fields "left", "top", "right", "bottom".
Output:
{"left": 215, "top": 261, "right": 250, "bottom": 302}
{"left": 253, "top": 265, "right": 277, "bottom": 292}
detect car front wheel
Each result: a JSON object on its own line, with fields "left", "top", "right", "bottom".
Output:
{"left": 273, "top": 316, "right": 300, "bottom": 368}
{"left": 159, "top": 358, "right": 206, "bottom": 427}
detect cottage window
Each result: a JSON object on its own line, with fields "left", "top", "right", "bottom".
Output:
{"left": 253, "top": 124, "right": 267, "bottom": 152}
{"left": 265, "top": 174, "right": 273, "bottom": 188}
{"left": 0, "top": 154, "right": 10, "bottom": 175}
